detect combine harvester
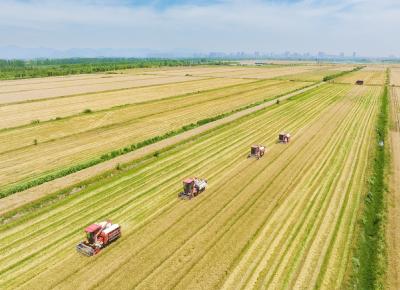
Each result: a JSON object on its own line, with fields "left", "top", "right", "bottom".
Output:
{"left": 179, "top": 177, "right": 208, "bottom": 199}
{"left": 248, "top": 145, "right": 266, "bottom": 159}
{"left": 278, "top": 132, "right": 291, "bottom": 144}
{"left": 76, "top": 220, "right": 121, "bottom": 256}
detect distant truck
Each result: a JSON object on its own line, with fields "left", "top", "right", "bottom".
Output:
{"left": 179, "top": 178, "right": 208, "bottom": 199}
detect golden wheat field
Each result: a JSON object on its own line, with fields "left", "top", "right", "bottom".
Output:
{"left": 0, "top": 63, "right": 392, "bottom": 289}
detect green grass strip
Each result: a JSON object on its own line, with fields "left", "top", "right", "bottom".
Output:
{"left": 323, "top": 66, "right": 364, "bottom": 82}
{"left": 348, "top": 85, "right": 389, "bottom": 289}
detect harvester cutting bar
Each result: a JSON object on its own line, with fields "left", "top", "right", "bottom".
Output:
{"left": 76, "top": 243, "right": 96, "bottom": 256}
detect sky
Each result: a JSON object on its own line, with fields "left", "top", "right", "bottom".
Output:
{"left": 0, "top": 0, "right": 399, "bottom": 57}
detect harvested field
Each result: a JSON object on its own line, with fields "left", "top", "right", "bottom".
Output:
{"left": 0, "top": 77, "right": 254, "bottom": 128}
{"left": 0, "top": 73, "right": 203, "bottom": 104}
{"left": 139, "top": 66, "right": 252, "bottom": 77}
{"left": 0, "top": 65, "right": 336, "bottom": 106}
{"left": 0, "top": 79, "right": 309, "bottom": 190}
{"left": 0, "top": 83, "right": 381, "bottom": 289}
{"left": 335, "top": 67, "right": 386, "bottom": 85}
{"left": 388, "top": 86, "right": 400, "bottom": 289}
{"left": 277, "top": 69, "right": 347, "bottom": 82}
{"left": 390, "top": 68, "right": 400, "bottom": 86}
{"left": 141, "top": 65, "right": 341, "bottom": 80}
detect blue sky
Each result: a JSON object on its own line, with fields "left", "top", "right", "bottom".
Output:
{"left": 0, "top": 0, "right": 399, "bottom": 57}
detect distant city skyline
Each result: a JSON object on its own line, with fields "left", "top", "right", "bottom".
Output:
{"left": 0, "top": 44, "right": 398, "bottom": 60}
{"left": 0, "top": 0, "right": 399, "bottom": 59}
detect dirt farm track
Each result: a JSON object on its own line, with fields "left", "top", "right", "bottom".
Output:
{"left": 0, "top": 63, "right": 396, "bottom": 289}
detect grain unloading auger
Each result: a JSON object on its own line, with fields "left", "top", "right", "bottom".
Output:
{"left": 179, "top": 177, "right": 208, "bottom": 199}
{"left": 76, "top": 220, "right": 121, "bottom": 256}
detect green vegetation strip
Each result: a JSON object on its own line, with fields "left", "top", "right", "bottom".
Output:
{"left": 0, "top": 83, "right": 317, "bottom": 199}
{"left": 0, "top": 58, "right": 226, "bottom": 80}
{"left": 323, "top": 66, "right": 365, "bottom": 82}
{"left": 348, "top": 86, "right": 389, "bottom": 289}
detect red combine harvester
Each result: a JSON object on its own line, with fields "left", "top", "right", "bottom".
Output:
{"left": 76, "top": 220, "right": 121, "bottom": 256}
{"left": 179, "top": 177, "right": 208, "bottom": 199}
{"left": 279, "top": 132, "right": 291, "bottom": 143}
{"left": 248, "top": 145, "right": 266, "bottom": 159}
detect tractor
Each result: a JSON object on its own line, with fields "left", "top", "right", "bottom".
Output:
{"left": 248, "top": 145, "right": 266, "bottom": 159}
{"left": 279, "top": 132, "right": 291, "bottom": 143}
{"left": 76, "top": 220, "right": 121, "bottom": 256}
{"left": 179, "top": 177, "right": 208, "bottom": 199}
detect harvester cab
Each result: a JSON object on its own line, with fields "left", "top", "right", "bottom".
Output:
{"left": 279, "top": 132, "right": 291, "bottom": 144}
{"left": 179, "top": 177, "right": 208, "bottom": 199}
{"left": 248, "top": 145, "right": 266, "bottom": 159}
{"left": 76, "top": 220, "right": 121, "bottom": 256}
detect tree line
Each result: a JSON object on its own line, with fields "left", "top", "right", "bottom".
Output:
{"left": 0, "top": 58, "right": 225, "bottom": 80}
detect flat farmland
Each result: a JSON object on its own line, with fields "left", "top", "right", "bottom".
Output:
{"left": 276, "top": 67, "right": 354, "bottom": 82}
{"left": 0, "top": 83, "right": 381, "bottom": 289}
{"left": 388, "top": 86, "right": 400, "bottom": 289}
{"left": 390, "top": 67, "right": 400, "bottom": 86}
{"left": 141, "top": 65, "right": 337, "bottom": 80}
{"left": 0, "top": 73, "right": 204, "bottom": 104}
{"left": 0, "top": 79, "right": 309, "bottom": 191}
{"left": 335, "top": 66, "right": 386, "bottom": 85}
{"left": 0, "top": 77, "right": 254, "bottom": 128}
{"left": 0, "top": 64, "right": 338, "bottom": 106}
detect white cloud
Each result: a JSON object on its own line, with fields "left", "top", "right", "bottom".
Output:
{"left": 0, "top": 0, "right": 398, "bottom": 56}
